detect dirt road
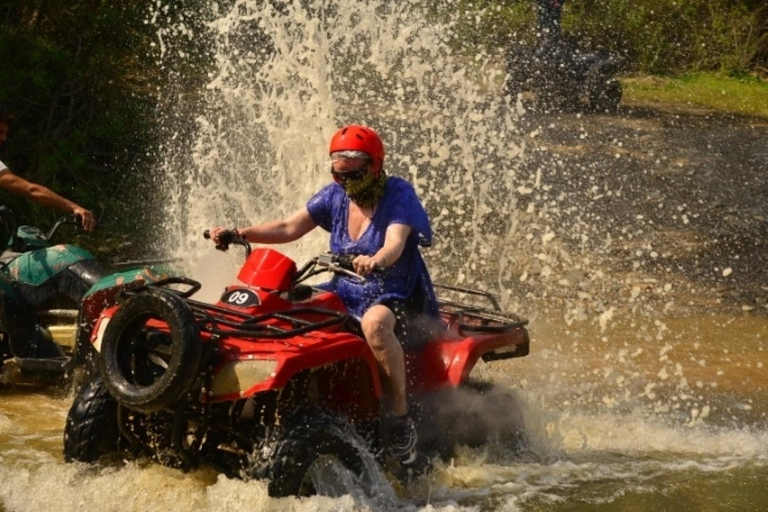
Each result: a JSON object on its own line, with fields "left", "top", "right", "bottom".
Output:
{"left": 512, "top": 100, "right": 768, "bottom": 317}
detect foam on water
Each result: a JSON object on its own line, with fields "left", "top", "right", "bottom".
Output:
{"left": 0, "top": 452, "right": 470, "bottom": 512}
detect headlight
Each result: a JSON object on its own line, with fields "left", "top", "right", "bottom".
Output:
{"left": 210, "top": 359, "right": 278, "bottom": 397}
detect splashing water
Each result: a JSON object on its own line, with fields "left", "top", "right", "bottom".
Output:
{"left": 1, "top": 1, "right": 767, "bottom": 510}
{"left": 153, "top": 0, "right": 528, "bottom": 303}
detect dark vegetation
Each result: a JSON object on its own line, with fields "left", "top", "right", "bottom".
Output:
{"left": 0, "top": 1, "right": 765, "bottom": 257}
{"left": 0, "top": 1, "right": 158, "bottom": 246}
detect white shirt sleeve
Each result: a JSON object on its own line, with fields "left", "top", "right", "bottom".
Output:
{"left": 0, "top": 159, "right": 8, "bottom": 174}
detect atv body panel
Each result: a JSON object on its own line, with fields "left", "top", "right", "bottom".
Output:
{"left": 85, "top": 265, "right": 172, "bottom": 298}
{"left": 207, "top": 330, "right": 381, "bottom": 402}
{"left": 407, "top": 321, "right": 530, "bottom": 393}
{"left": 11, "top": 225, "right": 49, "bottom": 251}
{"left": 81, "top": 265, "right": 175, "bottom": 340}
{"left": 3, "top": 244, "right": 95, "bottom": 286}
{"left": 237, "top": 247, "right": 297, "bottom": 291}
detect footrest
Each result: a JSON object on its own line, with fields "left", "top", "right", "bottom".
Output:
{"left": 14, "top": 356, "right": 71, "bottom": 373}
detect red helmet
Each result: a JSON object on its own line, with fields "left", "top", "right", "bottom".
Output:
{"left": 329, "top": 124, "right": 385, "bottom": 176}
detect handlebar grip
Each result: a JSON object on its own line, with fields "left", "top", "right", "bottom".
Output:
{"left": 336, "top": 254, "right": 385, "bottom": 274}
{"left": 204, "top": 229, "right": 233, "bottom": 251}
{"left": 204, "top": 229, "right": 244, "bottom": 252}
{"left": 336, "top": 254, "right": 356, "bottom": 270}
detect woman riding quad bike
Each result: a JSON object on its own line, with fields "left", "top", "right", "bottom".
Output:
{"left": 64, "top": 230, "right": 531, "bottom": 497}
{"left": 0, "top": 206, "right": 171, "bottom": 377}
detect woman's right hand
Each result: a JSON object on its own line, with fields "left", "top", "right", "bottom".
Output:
{"left": 207, "top": 226, "right": 228, "bottom": 244}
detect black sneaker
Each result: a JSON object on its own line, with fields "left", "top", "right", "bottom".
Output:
{"left": 390, "top": 416, "right": 418, "bottom": 466}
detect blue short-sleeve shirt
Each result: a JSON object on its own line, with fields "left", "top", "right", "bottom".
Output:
{"left": 306, "top": 177, "right": 439, "bottom": 319}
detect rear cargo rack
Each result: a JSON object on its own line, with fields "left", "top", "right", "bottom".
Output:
{"left": 434, "top": 282, "right": 528, "bottom": 334}
{"left": 123, "top": 277, "right": 348, "bottom": 340}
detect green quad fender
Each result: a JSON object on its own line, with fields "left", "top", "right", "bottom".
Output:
{"left": 2, "top": 244, "right": 95, "bottom": 286}
{"left": 84, "top": 265, "right": 174, "bottom": 298}
{"left": 0, "top": 239, "right": 174, "bottom": 335}
{"left": 79, "top": 264, "right": 176, "bottom": 329}
{"left": 1, "top": 240, "right": 174, "bottom": 297}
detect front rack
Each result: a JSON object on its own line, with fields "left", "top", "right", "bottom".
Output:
{"left": 122, "top": 277, "right": 348, "bottom": 340}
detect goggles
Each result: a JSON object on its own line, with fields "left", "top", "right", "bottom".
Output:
{"left": 330, "top": 164, "right": 370, "bottom": 183}
{"left": 330, "top": 150, "right": 370, "bottom": 161}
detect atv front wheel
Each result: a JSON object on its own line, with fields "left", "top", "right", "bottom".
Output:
{"left": 249, "top": 407, "right": 372, "bottom": 498}
{"left": 64, "top": 376, "right": 124, "bottom": 462}
{"left": 100, "top": 289, "right": 201, "bottom": 413}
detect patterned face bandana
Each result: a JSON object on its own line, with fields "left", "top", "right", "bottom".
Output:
{"left": 342, "top": 170, "right": 388, "bottom": 207}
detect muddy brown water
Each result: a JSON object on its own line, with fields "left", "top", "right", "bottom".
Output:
{"left": 1, "top": 313, "right": 766, "bottom": 511}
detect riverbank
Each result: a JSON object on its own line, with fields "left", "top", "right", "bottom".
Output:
{"left": 622, "top": 73, "right": 768, "bottom": 119}
{"left": 506, "top": 79, "right": 768, "bottom": 320}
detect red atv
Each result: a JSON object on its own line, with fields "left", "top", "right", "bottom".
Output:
{"left": 64, "top": 230, "right": 530, "bottom": 497}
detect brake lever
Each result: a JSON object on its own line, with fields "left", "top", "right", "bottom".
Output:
{"left": 328, "top": 262, "right": 366, "bottom": 283}
{"left": 316, "top": 253, "right": 366, "bottom": 282}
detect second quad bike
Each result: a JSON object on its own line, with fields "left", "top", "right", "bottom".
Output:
{"left": 64, "top": 231, "right": 530, "bottom": 497}
{"left": 0, "top": 206, "right": 172, "bottom": 377}
{"left": 504, "top": 38, "right": 623, "bottom": 112}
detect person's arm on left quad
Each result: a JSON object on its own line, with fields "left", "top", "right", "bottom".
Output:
{"left": 353, "top": 223, "right": 412, "bottom": 276}
{"left": 0, "top": 170, "right": 97, "bottom": 230}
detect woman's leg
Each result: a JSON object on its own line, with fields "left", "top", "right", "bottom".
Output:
{"left": 360, "top": 304, "right": 408, "bottom": 416}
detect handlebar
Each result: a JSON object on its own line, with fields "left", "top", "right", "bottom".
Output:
{"left": 331, "top": 253, "right": 386, "bottom": 274}
{"left": 46, "top": 214, "right": 81, "bottom": 240}
{"left": 313, "top": 253, "right": 385, "bottom": 283}
{"left": 203, "top": 229, "right": 384, "bottom": 282}
{"left": 0, "top": 206, "right": 83, "bottom": 251}
{"left": 203, "top": 229, "right": 252, "bottom": 258}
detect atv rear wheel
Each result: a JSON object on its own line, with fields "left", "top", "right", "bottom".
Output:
{"left": 64, "top": 375, "right": 124, "bottom": 463}
{"left": 416, "top": 380, "right": 527, "bottom": 460}
{"left": 100, "top": 289, "right": 201, "bottom": 413}
{"left": 588, "top": 78, "right": 622, "bottom": 112}
{"left": 461, "top": 380, "right": 528, "bottom": 450}
{"left": 249, "top": 407, "right": 372, "bottom": 498}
